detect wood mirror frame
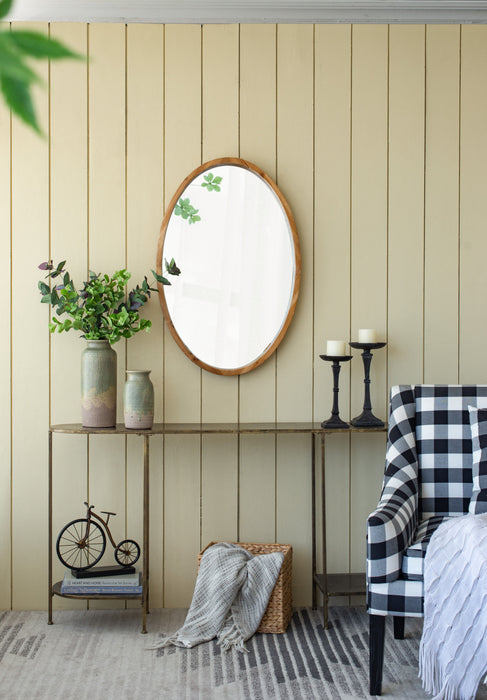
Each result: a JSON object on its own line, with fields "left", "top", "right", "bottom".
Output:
{"left": 156, "top": 157, "right": 301, "bottom": 376}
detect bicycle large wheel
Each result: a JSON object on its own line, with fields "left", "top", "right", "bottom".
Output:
{"left": 114, "top": 539, "right": 140, "bottom": 567}
{"left": 56, "top": 518, "right": 106, "bottom": 571}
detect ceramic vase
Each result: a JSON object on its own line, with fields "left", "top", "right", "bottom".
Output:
{"left": 81, "top": 339, "right": 117, "bottom": 428}
{"left": 123, "top": 370, "right": 154, "bottom": 429}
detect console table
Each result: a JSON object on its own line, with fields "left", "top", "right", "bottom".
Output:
{"left": 48, "top": 422, "right": 386, "bottom": 632}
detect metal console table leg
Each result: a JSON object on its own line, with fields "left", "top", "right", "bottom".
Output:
{"left": 142, "top": 434, "right": 150, "bottom": 634}
{"left": 311, "top": 432, "right": 329, "bottom": 628}
{"left": 321, "top": 433, "right": 329, "bottom": 628}
{"left": 48, "top": 430, "right": 53, "bottom": 626}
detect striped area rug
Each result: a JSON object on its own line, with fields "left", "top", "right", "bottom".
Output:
{"left": 1, "top": 606, "right": 484, "bottom": 699}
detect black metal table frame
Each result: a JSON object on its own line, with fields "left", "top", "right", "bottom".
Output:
{"left": 48, "top": 422, "right": 386, "bottom": 633}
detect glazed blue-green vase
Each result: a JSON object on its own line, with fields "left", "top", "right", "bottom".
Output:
{"left": 123, "top": 370, "right": 154, "bottom": 429}
{"left": 81, "top": 339, "right": 117, "bottom": 427}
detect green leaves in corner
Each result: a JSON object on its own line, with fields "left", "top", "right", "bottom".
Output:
{"left": 0, "top": 20, "right": 84, "bottom": 134}
{"left": 0, "top": 1, "right": 14, "bottom": 19}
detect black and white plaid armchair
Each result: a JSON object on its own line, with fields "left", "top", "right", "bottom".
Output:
{"left": 366, "top": 384, "right": 487, "bottom": 696}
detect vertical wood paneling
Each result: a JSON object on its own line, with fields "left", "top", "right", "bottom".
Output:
{"left": 459, "top": 26, "right": 487, "bottom": 382}
{"left": 7, "top": 21, "right": 487, "bottom": 612}
{"left": 388, "top": 25, "right": 425, "bottom": 387}
{"left": 424, "top": 26, "right": 460, "bottom": 383}
{"left": 126, "top": 23, "right": 164, "bottom": 607}
{"left": 276, "top": 24, "right": 314, "bottom": 605}
{"left": 350, "top": 25, "right": 388, "bottom": 414}
{"left": 350, "top": 25, "right": 389, "bottom": 572}
{"left": 163, "top": 26, "right": 201, "bottom": 426}
{"left": 200, "top": 25, "right": 240, "bottom": 550}
{"left": 50, "top": 23, "right": 88, "bottom": 425}
{"left": 87, "top": 24, "right": 126, "bottom": 605}
{"left": 276, "top": 26, "right": 314, "bottom": 424}
{"left": 239, "top": 435, "right": 276, "bottom": 542}
{"left": 51, "top": 435, "right": 87, "bottom": 611}
{"left": 0, "top": 22, "right": 11, "bottom": 609}
{"left": 11, "top": 22, "right": 50, "bottom": 609}
{"left": 201, "top": 24, "right": 240, "bottom": 422}
{"left": 164, "top": 433, "right": 200, "bottom": 606}
{"left": 238, "top": 24, "right": 277, "bottom": 543}
{"left": 163, "top": 25, "right": 202, "bottom": 606}
{"left": 49, "top": 22, "right": 89, "bottom": 608}
{"left": 314, "top": 25, "right": 352, "bottom": 580}
{"left": 238, "top": 24, "right": 277, "bottom": 424}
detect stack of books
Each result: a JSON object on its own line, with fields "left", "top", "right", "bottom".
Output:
{"left": 60, "top": 567, "right": 142, "bottom": 595}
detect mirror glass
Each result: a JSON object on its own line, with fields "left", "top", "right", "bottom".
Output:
{"left": 157, "top": 158, "right": 300, "bottom": 375}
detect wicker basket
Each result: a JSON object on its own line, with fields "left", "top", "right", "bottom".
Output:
{"left": 198, "top": 541, "right": 292, "bottom": 634}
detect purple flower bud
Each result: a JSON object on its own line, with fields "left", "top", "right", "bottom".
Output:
{"left": 39, "top": 261, "right": 53, "bottom": 270}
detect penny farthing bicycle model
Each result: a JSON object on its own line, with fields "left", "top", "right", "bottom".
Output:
{"left": 56, "top": 502, "right": 141, "bottom": 571}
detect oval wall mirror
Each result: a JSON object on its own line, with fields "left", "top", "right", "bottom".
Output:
{"left": 156, "top": 157, "right": 301, "bottom": 375}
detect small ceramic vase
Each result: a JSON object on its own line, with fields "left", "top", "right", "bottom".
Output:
{"left": 123, "top": 370, "right": 154, "bottom": 429}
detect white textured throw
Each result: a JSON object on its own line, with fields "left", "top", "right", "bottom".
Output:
{"left": 419, "top": 513, "right": 487, "bottom": 700}
{"left": 153, "top": 542, "right": 284, "bottom": 653}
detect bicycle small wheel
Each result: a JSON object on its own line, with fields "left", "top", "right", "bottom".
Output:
{"left": 114, "top": 539, "right": 140, "bottom": 567}
{"left": 56, "top": 518, "right": 106, "bottom": 571}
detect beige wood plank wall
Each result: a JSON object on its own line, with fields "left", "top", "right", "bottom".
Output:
{"left": 2, "top": 22, "right": 487, "bottom": 611}
{"left": 11, "top": 23, "right": 50, "bottom": 609}
{"left": 50, "top": 22, "right": 88, "bottom": 611}
{"left": 0, "top": 22, "right": 11, "bottom": 609}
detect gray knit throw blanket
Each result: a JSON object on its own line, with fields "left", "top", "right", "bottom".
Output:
{"left": 153, "top": 542, "right": 284, "bottom": 653}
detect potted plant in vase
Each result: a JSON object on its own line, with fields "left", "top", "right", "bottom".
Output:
{"left": 38, "top": 259, "right": 180, "bottom": 428}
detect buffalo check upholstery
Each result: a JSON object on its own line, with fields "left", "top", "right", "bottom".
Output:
{"left": 468, "top": 405, "right": 487, "bottom": 514}
{"left": 367, "top": 385, "right": 487, "bottom": 695}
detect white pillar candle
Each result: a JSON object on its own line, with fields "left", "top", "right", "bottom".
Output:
{"left": 326, "top": 340, "right": 346, "bottom": 356}
{"left": 358, "top": 328, "right": 377, "bottom": 343}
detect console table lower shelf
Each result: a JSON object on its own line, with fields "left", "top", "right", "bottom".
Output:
{"left": 51, "top": 582, "right": 144, "bottom": 602}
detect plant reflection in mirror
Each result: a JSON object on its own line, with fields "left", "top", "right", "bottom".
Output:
{"left": 164, "top": 258, "right": 181, "bottom": 277}
{"left": 201, "top": 172, "right": 222, "bottom": 192}
{"left": 38, "top": 261, "right": 179, "bottom": 344}
{"left": 174, "top": 198, "right": 201, "bottom": 224}
{"left": 174, "top": 172, "right": 223, "bottom": 225}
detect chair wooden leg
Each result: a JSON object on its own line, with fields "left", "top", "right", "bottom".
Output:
{"left": 393, "top": 616, "right": 405, "bottom": 640}
{"left": 369, "top": 614, "right": 385, "bottom": 696}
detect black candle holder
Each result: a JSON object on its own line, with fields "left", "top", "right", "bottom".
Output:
{"left": 349, "top": 341, "right": 387, "bottom": 427}
{"left": 320, "top": 354, "right": 353, "bottom": 429}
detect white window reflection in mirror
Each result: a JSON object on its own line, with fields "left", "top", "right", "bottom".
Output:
{"left": 156, "top": 158, "right": 300, "bottom": 375}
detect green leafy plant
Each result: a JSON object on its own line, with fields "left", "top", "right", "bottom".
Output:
{"left": 38, "top": 260, "right": 179, "bottom": 344}
{"left": 174, "top": 197, "right": 201, "bottom": 224}
{"left": 0, "top": 0, "right": 84, "bottom": 134}
{"left": 201, "top": 172, "right": 222, "bottom": 192}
